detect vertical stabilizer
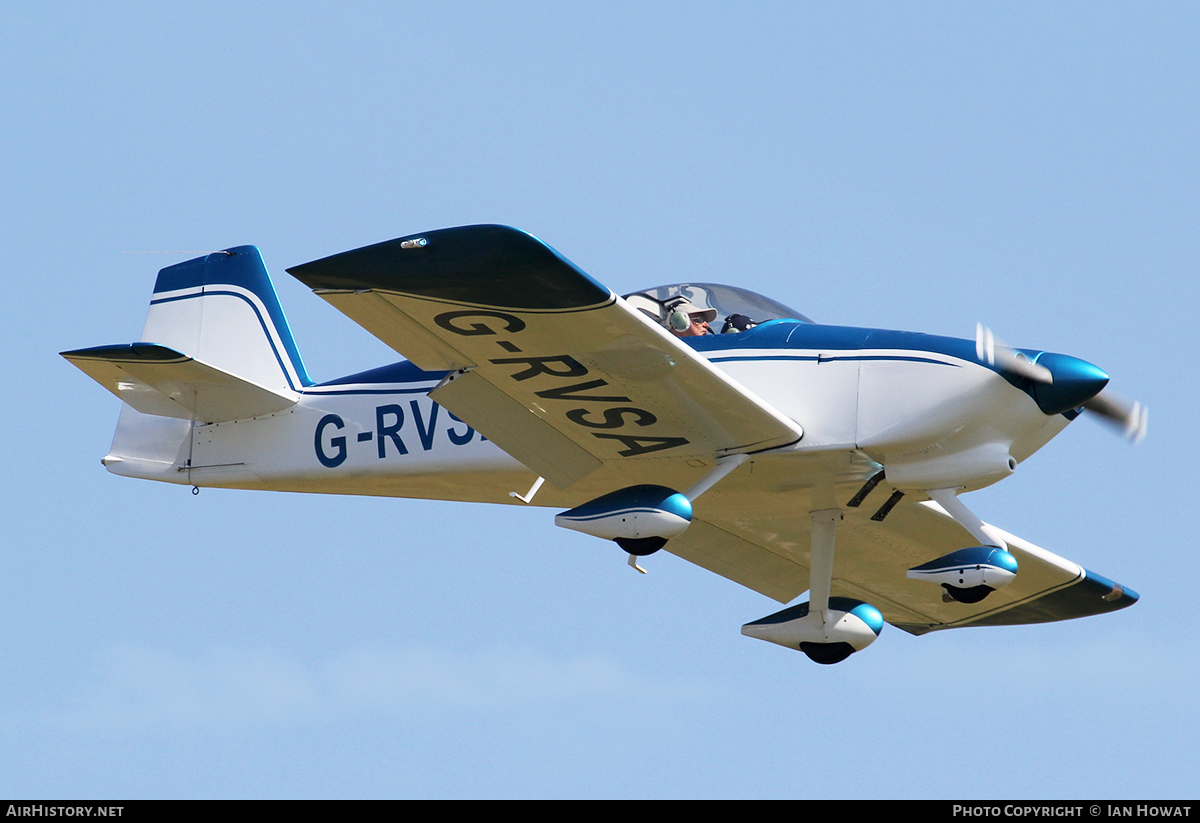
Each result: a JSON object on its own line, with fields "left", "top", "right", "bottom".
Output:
{"left": 96, "top": 246, "right": 311, "bottom": 482}
{"left": 143, "top": 247, "right": 312, "bottom": 392}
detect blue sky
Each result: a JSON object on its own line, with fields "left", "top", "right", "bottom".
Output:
{"left": 2, "top": 2, "right": 1195, "bottom": 798}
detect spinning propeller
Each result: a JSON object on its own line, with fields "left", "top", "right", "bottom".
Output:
{"left": 976, "top": 324, "right": 1147, "bottom": 443}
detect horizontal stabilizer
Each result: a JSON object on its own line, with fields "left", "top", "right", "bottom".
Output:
{"left": 61, "top": 343, "right": 297, "bottom": 423}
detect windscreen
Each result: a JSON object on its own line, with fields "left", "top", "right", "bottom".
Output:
{"left": 623, "top": 282, "right": 812, "bottom": 327}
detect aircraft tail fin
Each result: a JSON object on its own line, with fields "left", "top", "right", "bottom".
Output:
{"left": 141, "top": 246, "right": 312, "bottom": 392}
{"left": 62, "top": 246, "right": 310, "bottom": 481}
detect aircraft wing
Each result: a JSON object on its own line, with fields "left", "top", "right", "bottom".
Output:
{"left": 288, "top": 225, "right": 803, "bottom": 489}
{"left": 288, "top": 225, "right": 1133, "bottom": 631}
{"left": 662, "top": 452, "right": 1137, "bottom": 630}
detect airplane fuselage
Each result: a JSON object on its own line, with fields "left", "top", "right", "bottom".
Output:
{"left": 105, "top": 318, "right": 1074, "bottom": 503}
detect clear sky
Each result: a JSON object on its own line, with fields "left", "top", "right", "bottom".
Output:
{"left": 2, "top": 1, "right": 1194, "bottom": 799}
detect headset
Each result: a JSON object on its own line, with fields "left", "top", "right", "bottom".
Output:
{"left": 666, "top": 300, "right": 694, "bottom": 332}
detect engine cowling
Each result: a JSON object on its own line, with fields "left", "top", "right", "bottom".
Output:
{"left": 555, "top": 485, "right": 692, "bottom": 555}
{"left": 907, "top": 546, "right": 1018, "bottom": 603}
{"left": 741, "top": 597, "right": 884, "bottom": 664}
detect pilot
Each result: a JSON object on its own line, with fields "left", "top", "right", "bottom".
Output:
{"left": 664, "top": 297, "right": 717, "bottom": 337}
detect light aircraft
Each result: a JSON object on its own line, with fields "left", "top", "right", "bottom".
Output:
{"left": 63, "top": 225, "right": 1144, "bottom": 664}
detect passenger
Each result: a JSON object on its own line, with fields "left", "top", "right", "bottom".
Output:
{"left": 720, "top": 313, "right": 757, "bottom": 333}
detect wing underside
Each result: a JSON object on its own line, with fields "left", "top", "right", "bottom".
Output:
{"left": 664, "top": 452, "right": 1136, "bottom": 632}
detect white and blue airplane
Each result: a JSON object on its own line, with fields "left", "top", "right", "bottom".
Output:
{"left": 63, "top": 225, "right": 1144, "bottom": 664}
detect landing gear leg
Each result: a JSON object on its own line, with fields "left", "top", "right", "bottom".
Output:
{"left": 741, "top": 505, "right": 883, "bottom": 663}
{"left": 808, "top": 508, "right": 840, "bottom": 629}
{"left": 924, "top": 488, "right": 1005, "bottom": 549}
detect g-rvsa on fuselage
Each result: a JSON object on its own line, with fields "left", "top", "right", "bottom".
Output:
{"left": 63, "top": 225, "right": 1143, "bottom": 664}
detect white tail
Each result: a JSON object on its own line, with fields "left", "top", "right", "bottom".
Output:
{"left": 62, "top": 246, "right": 311, "bottom": 481}
{"left": 141, "top": 246, "right": 311, "bottom": 392}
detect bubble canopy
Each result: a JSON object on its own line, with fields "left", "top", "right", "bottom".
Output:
{"left": 623, "top": 282, "right": 813, "bottom": 326}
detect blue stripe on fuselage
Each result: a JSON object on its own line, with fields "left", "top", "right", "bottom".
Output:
{"left": 684, "top": 319, "right": 1048, "bottom": 405}
{"left": 300, "top": 317, "right": 1055, "bottom": 413}
{"left": 684, "top": 319, "right": 980, "bottom": 360}
{"left": 302, "top": 361, "right": 445, "bottom": 396}
{"left": 313, "top": 360, "right": 447, "bottom": 388}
